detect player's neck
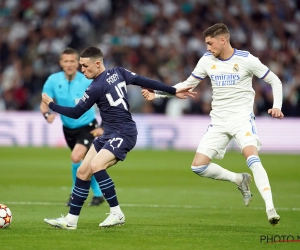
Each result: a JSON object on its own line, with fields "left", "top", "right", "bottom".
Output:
{"left": 94, "top": 67, "right": 106, "bottom": 79}
{"left": 220, "top": 47, "right": 234, "bottom": 60}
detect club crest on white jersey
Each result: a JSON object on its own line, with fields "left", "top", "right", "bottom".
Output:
{"left": 233, "top": 64, "right": 239, "bottom": 72}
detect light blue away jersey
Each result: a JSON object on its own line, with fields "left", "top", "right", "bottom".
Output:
{"left": 42, "top": 71, "right": 96, "bottom": 128}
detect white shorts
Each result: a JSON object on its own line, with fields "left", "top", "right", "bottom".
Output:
{"left": 197, "top": 115, "right": 262, "bottom": 159}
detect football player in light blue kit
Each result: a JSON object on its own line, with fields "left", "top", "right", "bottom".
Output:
{"left": 40, "top": 48, "right": 105, "bottom": 206}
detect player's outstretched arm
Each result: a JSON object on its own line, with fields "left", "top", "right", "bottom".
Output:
{"left": 42, "top": 93, "right": 87, "bottom": 119}
{"left": 141, "top": 75, "right": 200, "bottom": 100}
{"left": 267, "top": 108, "right": 284, "bottom": 119}
{"left": 141, "top": 87, "right": 196, "bottom": 100}
{"left": 133, "top": 75, "right": 179, "bottom": 95}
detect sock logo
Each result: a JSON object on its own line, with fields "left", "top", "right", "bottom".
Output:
{"left": 263, "top": 187, "right": 270, "bottom": 191}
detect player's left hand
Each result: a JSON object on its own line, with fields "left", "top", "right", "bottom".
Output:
{"left": 90, "top": 127, "right": 104, "bottom": 137}
{"left": 141, "top": 88, "right": 155, "bottom": 100}
{"left": 42, "top": 93, "right": 54, "bottom": 106}
{"left": 268, "top": 108, "right": 284, "bottom": 119}
{"left": 175, "top": 87, "right": 197, "bottom": 99}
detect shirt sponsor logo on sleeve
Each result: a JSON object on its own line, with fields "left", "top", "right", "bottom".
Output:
{"left": 81, "top": 92, "right": 89, "bottom": 102}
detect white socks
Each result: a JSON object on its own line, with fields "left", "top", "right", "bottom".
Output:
{"left": 247, "top": 155, "right": 274, "bottom": 211}
{"left": 192, "top": 156, "right": 275, "bottom": 211}
{"left": 110, "top": 205, "right": 123, "bottom": 215}
{"left": 66, "top": 213, "right": 79, "bottom": 225}
{"left": 66, "top": 205, "right": 123, "bottom": 225}
{"left": 192, "top": 163, "right": 242, "bottom": 185}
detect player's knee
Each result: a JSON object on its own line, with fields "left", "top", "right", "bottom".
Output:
{"left": 242, "top": 144, "right": 258, "bottom": 159}
{"left": 90, "top": 161, "right": 105, "bottom": 172}
{"left": 76, "top": 167, "right": 84, "bottom": 176}
{"left": 76, "top": 167, "right": 90, "bottom": 180}
{"left": 191, "top": 165, "right": 209, "bottom": 176}
{"left": 71, "top": 153, "right": 82, "bottom": 163}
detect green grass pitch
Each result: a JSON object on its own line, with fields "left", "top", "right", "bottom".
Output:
{"left": 0, "top": 147, "right": 299, "bottom": 250}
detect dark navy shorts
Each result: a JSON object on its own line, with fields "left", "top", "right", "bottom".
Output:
{"left": 93, "top": 131, "right": 137, "bottom": 161}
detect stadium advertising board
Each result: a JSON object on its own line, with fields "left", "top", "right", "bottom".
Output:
{"left": 0, "top": 112, "right": 299, "bottom": 153}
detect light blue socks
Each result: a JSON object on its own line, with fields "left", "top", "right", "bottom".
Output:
{"left": 90, "top": 175, "right": 103, "bottom": 197}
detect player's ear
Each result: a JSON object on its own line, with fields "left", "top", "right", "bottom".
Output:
{"left": 220, "top": 36, "right": 226, "bottom": 45}
{"left": 96, "top": 60, "right": 101, "bottom": 69}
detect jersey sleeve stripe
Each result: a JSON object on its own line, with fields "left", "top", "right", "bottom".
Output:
{"left": 260, "top": 69, "right": 270, "bottom": 79}
{"left": 192, "top": 73, "right": 204, "bottom": 80}
{"left": 234, "top": 50, "right": 249, "bottom": 57}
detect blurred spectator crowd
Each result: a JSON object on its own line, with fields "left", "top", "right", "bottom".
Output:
{"left": 0, "top": 0, "right": 300, "bottom": 117}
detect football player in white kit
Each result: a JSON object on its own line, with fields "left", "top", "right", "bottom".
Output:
{"left": 142, "top": 23, "right": 283, "bottom": 226}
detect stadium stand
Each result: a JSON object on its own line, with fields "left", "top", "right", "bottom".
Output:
{"left": 0, "top": 0, "right": 299, "bottom": 116}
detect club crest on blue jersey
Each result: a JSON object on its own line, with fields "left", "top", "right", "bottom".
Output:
{"left": 233, "top": 64, "right": 239, "bottom": 72}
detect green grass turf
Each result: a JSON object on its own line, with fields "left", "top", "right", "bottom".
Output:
{"left": 0, "top": 147, "right": 299, "bottom": 250}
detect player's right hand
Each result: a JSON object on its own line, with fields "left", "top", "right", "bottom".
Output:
{"left": 141, "top": 88, "right": 155, "bottom": 101}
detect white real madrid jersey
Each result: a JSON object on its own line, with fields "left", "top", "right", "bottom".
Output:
{"left": 192, "top": 49, "right": 269, "bottom": 121}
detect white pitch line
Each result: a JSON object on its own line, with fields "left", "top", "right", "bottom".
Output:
{"left": 1, "top": 201, "right": 300, "bottom": 211}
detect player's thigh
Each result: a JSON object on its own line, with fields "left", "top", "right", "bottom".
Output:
{"left": 90, "top": 149, "right": 118, "bottom": 172}
{"left": 197, "top": 124, "right": 231, "bottom": 160}
{"left": 77, "top": 145, "right": 98, "bottom": 180}
{"left": 232, "top": 117, "right": 262, "bottom": 151}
